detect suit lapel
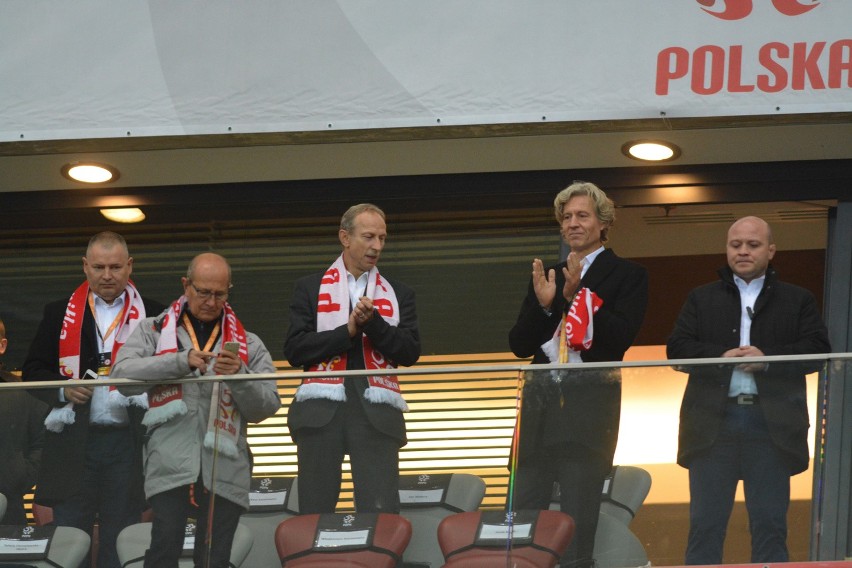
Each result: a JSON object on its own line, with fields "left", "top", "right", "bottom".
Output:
{"left": 581, "top": 249, "right": 617, "bottom": 290}
{"left": 82, "top": 304, "right": 99, "bottom": 360}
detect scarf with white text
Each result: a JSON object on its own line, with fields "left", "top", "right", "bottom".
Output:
{"left": 144, "top": 297, "right": 248, "bottom": 459}
{"left": 46, "top": 281, "right": 147, "bottom": 433}
{"left": 541, "top": 287, "right": 603, "bottom": 364}
{"left": 295, "top": 254, "right": 407, "bottom": 411}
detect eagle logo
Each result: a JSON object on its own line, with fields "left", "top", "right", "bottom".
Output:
{"left": 697, "top": 0, "right": 820, "bottom": 20}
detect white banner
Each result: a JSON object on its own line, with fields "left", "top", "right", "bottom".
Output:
{"left": 1, "top": 0, "right": 849, "bottom": 142}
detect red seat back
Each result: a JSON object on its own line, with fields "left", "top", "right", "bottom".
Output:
{"left": 275, "top": 512, "right": 412, "bottom": 568}
{"left": 438, "top": 510, "right": 574, "bottom": 568}
{"left": 31, "top": 504, "right": 53, "bottom": 526}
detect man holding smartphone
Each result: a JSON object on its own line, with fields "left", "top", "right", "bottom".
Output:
{"left": 112, "top": 252, "right": 281, "bottom": 568}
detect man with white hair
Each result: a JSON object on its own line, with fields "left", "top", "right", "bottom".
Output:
{"left": 284, "top": 203, "right": 421, "bottom": 515}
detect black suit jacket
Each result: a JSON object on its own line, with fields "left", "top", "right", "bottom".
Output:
{"left": 0, "top": 370, "right": 48, "bottom": 524}
{"left": 284, "top": 270, "right": 421, "bottom": 445}
{"left": 667, "top": 266, "right": 830, "bottom": 473}
{"left": 22, "top": 294, "right": 164, "bottom": 506}
{"left": 508, "top": 249, "right": 649, "bottom": 461}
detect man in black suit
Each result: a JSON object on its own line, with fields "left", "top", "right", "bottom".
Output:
{"left": 22, "top": 232, "right": 163, "bottom": 568}
{"left": 508, "top": 181, "right": 648, "bottom": 568}
{"left": 284, "top": 203, "right": 421, "bottom": 514}
{"left": 0, "top": 316, "right": 48, "bottom": 525}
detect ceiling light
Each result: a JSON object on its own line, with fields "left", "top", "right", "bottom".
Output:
{"left": 62, "top": 162, "right": 119, "bottom": 183}
{"left": 622, "top": 140, "right": 681, "bottom": 162}
{"left": 100, "top": 208, "right": 146, "bottom": 223}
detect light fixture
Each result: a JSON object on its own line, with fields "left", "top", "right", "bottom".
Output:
{"left": 100, "top": 208, "right": 146, "bottom": 223}
{"left": 61, "top": 162, "right": 120, "bottom": 184}
{"left": 622, "top": 140, "right": 681, "bottom": 162}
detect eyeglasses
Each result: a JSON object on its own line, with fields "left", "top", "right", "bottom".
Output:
{"left": 188, "top": 282, "right": 230, "bottom": 302}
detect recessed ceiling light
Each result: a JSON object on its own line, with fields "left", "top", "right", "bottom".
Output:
{"left": 61, "top": 162, "right": 119, "bottom": 184}
{"left": 622, "top": 140, "right": 681, "bottom": 162}
{"left": 100, "top": 208, "right": 145, "bottom": 223}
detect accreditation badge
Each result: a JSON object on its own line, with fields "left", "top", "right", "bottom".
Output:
{"left": 97, "top": 351, "right": 112, "bottom": 377}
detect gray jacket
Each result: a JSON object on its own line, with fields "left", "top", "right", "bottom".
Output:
{"left": 112, "top": 314, "right": 280, "bottom": 509}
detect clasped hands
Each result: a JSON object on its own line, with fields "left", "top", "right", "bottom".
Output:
{"left": 532, "top": 253, "right": 584, "bottom": 311}
{"left": 722, "top": 345, "right": 768, "bottom": 372}
{"left": 188, "top": 347, "right": 241, "bottom": 375}
{"left": 348, "top": 296, "right": 375, "bottom": 337}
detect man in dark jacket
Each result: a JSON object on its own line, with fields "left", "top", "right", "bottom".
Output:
{"left": 667, "top": 216, "right": 830, "bottom": 564}
{"left": 0, "top": 316, "right": 48, "bottom": 525}
{"left": 22, "top": 232, "right": 163, "bottom": 568}
{"left": 508, "top": 181, "right": 648, "bottom": 568}
{"left": 284, "top": 203, "right": 421, "bottom": 514}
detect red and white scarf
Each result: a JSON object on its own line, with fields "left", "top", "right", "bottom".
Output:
{"left": 295, "top": 254, "right": 408, "bottom": 411}
{"left": 144, "top": 297, "right": 249, "bottom": 459}
{"left": 46, "top": 281, "right": 147, "bottom": 433}
{"left": 541, "top": 287, "right": 603, "bottom": 364}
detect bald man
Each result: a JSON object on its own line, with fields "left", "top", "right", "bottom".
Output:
{"left": 667, "top": 216, "right": 830, "bottom": 564}
{"left": 113, "top": 253, "right": 280, "bottom": 568}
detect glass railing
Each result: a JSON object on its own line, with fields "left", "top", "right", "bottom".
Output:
{"left": 1, "top": 351, "right": 848, "bottom": 567}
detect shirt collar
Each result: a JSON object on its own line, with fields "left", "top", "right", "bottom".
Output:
{"left": 733, "top": 274, "right": 766, "bottom": 291}
{"left": 347, "top": 270, "right": 370, "bottom": 285}
{"left": 581, "top": 246, "right": 605, "bottom": 277}
{"left": 92, "top": 290, "right": 126, "bottom": 309}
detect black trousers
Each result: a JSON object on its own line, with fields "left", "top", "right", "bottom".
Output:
{"left": 296, "top": 394, "right": 401, "bottom": 514}
{"left": 0, "top": 496, "right": 27, "bottom": 525}
{"left": 144, "top": 477, "right": 242, "bottom": 568}
{"left": 510, "top": 443, "right": 611, "bottom": 568}
{"left": 685, "top": 403, "right": 792, "bottom": 564}
{"left": 52, "top": 427, "right": 139, "bottom": 568}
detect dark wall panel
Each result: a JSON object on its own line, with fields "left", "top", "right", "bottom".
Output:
{"left": 0, "top": 194, "right": 828, "bottom": 368}
{"left": 636, "top": 249, "right": 826, "bottom": 346}
{"left": 0, "top": 217, "right": 557, "bottom": 367}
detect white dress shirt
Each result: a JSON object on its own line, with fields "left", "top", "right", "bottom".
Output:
{"left": 89, "top": 292, "right": 130, "bottom": 426}
{"left": 728, "top": 274, "right": 764, "bottom": 396}
{"left": 567, "top": 246, "right": 605, "bottom": 363}
{"left": 347, "top": 271, "right": 370, "bottom": 312}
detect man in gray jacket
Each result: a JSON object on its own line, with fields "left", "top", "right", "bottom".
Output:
{"left": 113, "top": 252, "right": 280, "bottom": 568}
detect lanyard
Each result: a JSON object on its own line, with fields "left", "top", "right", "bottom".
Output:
{"left": 88, "top": 291, "right": 128, "bottom": 349}
{"left": 181, "top": 313, "right": 221, "bottom": 352}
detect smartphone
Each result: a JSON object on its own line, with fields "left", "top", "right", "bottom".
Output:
{"left": 223, "top": 341, "right": 240, "bottom": 354}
